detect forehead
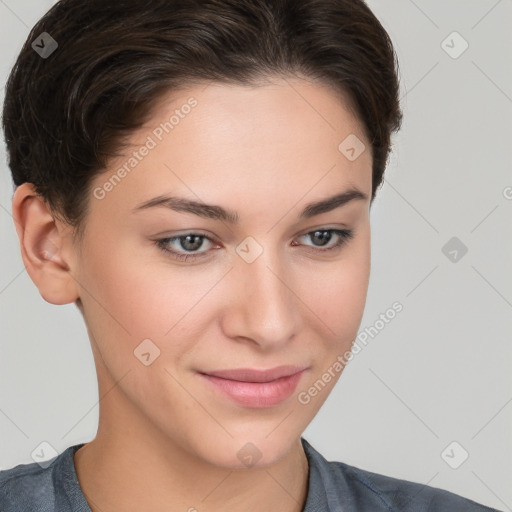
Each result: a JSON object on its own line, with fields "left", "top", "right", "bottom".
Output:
{"left": 90, "top": 77, "right": 372, "bottom": 218}
{"left": 149, "top": 77, "right": 367, "bottom": 147}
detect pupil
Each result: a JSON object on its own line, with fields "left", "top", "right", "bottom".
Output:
{"left": 182, "top": 235, "right": 202, "bottom": 251}
{"left": 313, "top": 230, "right": 331, "bottom": 246}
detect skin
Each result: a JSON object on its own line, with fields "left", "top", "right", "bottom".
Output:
{"left": 12, "top": 76, "right": 373, "bottom": 512}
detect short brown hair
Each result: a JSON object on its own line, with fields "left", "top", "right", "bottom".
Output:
{"left": 2, "top": 0, "right": 402, "bottom": 242}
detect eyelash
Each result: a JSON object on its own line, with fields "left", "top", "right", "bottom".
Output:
{"left": 154, "top": 228, "right": 354, "bottom": 262}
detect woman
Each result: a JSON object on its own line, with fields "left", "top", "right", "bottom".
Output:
{"left": 0, "top": 0, "right": 503, "bottom": 510}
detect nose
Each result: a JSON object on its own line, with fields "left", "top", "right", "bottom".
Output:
{"left": 221, "top": 245, "right": 300, "bottom": 351}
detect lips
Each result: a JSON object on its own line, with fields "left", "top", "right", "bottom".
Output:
{"left": 201, "top": 365, "right": 308, "bottom": 383}
{"left": 198, "top": 365, "right": 308, "bottom": 408}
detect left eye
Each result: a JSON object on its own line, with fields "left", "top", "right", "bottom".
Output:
{"left": 155, "top": 228, "right": 354, "bottom": 262}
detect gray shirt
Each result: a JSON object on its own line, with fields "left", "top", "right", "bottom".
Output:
{"left": 0, "top": 437, "right": 502, "bottom": 511}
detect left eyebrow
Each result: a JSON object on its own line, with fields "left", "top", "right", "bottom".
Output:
{"left": 131, "top": 188, "right": 368, "bottom": 223}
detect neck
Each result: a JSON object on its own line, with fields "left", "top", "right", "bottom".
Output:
{"left": 73, "top": 388, "right": 310, "bottom": 512}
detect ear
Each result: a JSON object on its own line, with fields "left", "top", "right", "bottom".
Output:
{"left": 11, "top": 183, "right": 80, "bottom": 305}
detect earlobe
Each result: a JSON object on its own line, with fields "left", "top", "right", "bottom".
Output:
{"left": 11, "top": 183, "right": 80, "bottom": 305}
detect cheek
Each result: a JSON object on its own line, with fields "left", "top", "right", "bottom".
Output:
{"left": 298, "top": 232, "right": 370, "bottom": 339}
{"left": 79, "top": 232, "right": 212, "bottom": 341}
{"left": 293, "top": 238, "right": 370, "bottom": 405}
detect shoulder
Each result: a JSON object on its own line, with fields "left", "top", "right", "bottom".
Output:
{"left": 301, "top": 438, "right": 502, "bottom": 512}
{"left": 335, "top": 460, "right": 499, "bottom": 511}
{"left": 0, "top": 458, "right": 57, "bottom": 510}
{"left": 0, "top": 444, "right": 86, "bottom": 512}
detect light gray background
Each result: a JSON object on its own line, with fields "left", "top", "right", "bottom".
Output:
{"left": 1, "top": 0, "right": 511, "bottom": 510}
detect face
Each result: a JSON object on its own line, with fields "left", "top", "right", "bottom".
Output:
{"left": 69, "top": 77, "right": 372, "bottom": 469}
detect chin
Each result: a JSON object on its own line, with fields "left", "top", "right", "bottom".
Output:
{"left": 194, "top": 434, "right": 298, "bottom": 470}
